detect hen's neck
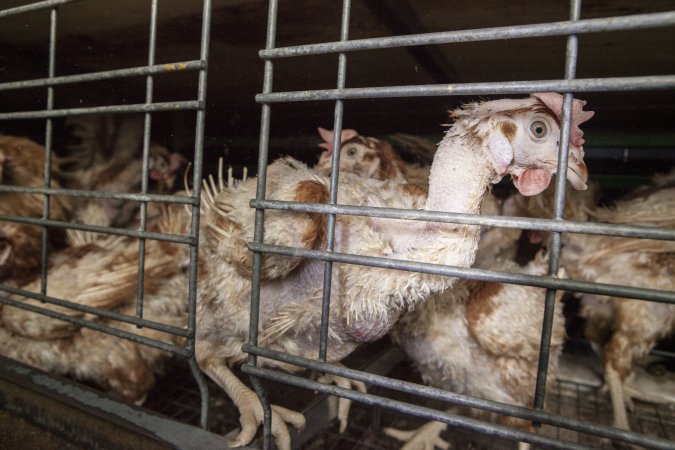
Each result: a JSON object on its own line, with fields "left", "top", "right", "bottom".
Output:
{"left": 425, "top": 132, "right": 495, "bottom": 215}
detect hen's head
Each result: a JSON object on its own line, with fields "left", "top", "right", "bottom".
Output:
{"left": 149, "top": 144, "right": 186, "bottom": 190}
{"left": 453, "top": 92, "right": 593, "bottom": 196}
{"left": 315, "top": 127, "right": 405, "bottom": 181}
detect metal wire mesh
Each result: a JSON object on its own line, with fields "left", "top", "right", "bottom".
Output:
{"left": 1, "top": 1, "right": 674, "bottom": 450}
{"left": 246, "top": 0, "right": 675, "bottom": 449}
{"left": 0, "top": 0, "right": 213, "bottom": 428}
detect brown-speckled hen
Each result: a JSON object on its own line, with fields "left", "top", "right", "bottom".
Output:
{"left": 192, "top": 93, "right": 592, "bottom": 449}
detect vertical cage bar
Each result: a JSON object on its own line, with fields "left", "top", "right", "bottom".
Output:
{"left": 135, "top": 0, "right": 159, "bottom": 321}
{"left": 39, "top": 6, "right": 58, "bottom": 297}
{"left": 533, "top": 0, "right": 581, "bottom": 412}
{"left": 189, "top": 0, "right": 213, "bottom": 430}
{"left": 249, "top": 0, "right": 280, "bottom": 447}
{"left": 319, "top": 0, "right": 352, "bottom": 363}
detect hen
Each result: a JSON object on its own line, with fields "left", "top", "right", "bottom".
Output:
{"left": 61, "top": 114, "right": 185, "bottom": 228}
{"left": 193, "top": 92, "right": 592, "bottom": 449}
{"left": 386, "top": 252, "right": 566, "bottom": 450}
{"left": 562, "top": 185, "right": 675, "bottom": 433}
{"left": 512, "top": 175, "right": 675, "bottom": 433}
{"left": 314, "top": 127, "right": 431, "bottom": 188}
{"left": 0, "top": 203, "right": 190, "bottom": 403}
{"left": 0, "top": 135, "right": 71, "bottom": 282}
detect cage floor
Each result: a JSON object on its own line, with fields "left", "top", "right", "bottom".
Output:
{"left": 142, "top": 343, "right": 675, "bottom": 449}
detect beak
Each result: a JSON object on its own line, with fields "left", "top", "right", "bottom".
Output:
{"left": 565, "top": 146, "right": 588, "bottom": 190}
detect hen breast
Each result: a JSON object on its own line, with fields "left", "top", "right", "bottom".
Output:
{"left": 391, "top": 256, "right": 565, "bottom": 425}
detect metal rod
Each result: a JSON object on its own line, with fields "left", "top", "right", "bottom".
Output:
{"left": 241, "top": 347, "right": 675, "bottom": 450}
{"left": 189, "top": 0, "right": 214, "bottom": 431}
{"left": 0, "top": 100, "right": 202, "bottom": 120}
{"left": 40, "top": 5, "right": 58, "bottom": 298}
{"left": 534, "top": 0, "right": 582, "bottom": 414}
{"left": 0, "top": 61, "right": 204, "bottom": 92}
{"left": 247, "top": 243, "right": 675, "bottom": 304}
{"left": 255, "top": 75, "right": 675, "bottom": 103}
{"left": 135, "top": 0, "right": 160, "bottom": 322}
{"left": 0, "top": 214, "right": 194, "bottom": 244}
{"left": 259, "top": 11, "right": 675, "bottom": 59}
{"left": 0, "top": 0, "right": 82, "bottom": 17}
{"left": 319, "top": 0, "right": 352, "bottom": 363}
{"left": 0, "top": 285, "right": 189, "bottom": 337}
{"left": 0, "top": 295, "right": 190, "bottom": 354}
{"left": 243, "top": 364, "right": 596, "bottom": 450}
{"left": 0, "top": 185, "right": 196, "bottom": 204}
{"left": 250, "top": 199, "right": 675, "bottom": 241}
{"left": 248, "top": 0, "right": 280, "bottom": 447}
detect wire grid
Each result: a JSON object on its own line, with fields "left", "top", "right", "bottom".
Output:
{"left": 246, "top": 1, "right": 675, "bottom": 449}
{"left": 0, "top": 0, "right": 212, "bottom": 428}
{"left": 140, "top": 345, "right": 675, "bottom": 449}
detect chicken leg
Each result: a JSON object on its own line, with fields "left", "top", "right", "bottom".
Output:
{"left": 316, "top": 367, "right": 367, "bottom": 433}
{"left": 201, "top": 358, "right": 305, "bottom": 450}
{"left": 384, "top": 419, "right": 450, "bottom": 450}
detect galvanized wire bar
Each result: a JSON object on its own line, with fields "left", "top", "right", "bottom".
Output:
{"left": 0, "top": 61, "right": 204, "bottom": 91}
{"left": 243, "top": 364, "right": 595, "bottom": 450}
{"left": 0, "top": 100, "right": 202, "bottom": 120}
{"left": 260, "top": 11, "right": 675, "bottom": 58}
{"left": 0, "top": 185, "right": 197, "bottom": 204}
{"left": 135, "top": 0, "right": 160, "bottom": 322}
{"left": 256, "top": 75, "right": 675, "bottom": 102}
{"left": 0, "top": 214, "right": 194, "bottom": 244}
{"left": 534, "top": 0, "right": 581, "bottom": 414}
{"left": 248, "top": 243, "right": 675, "bottom": 305}
{"left": 188, "top": 0, "right": 213, "bottom": 431}
{"left": 248, "top": 0, "right": 280, "bottom": 446}
{"left": 0, "top": 0, "right": 81, "bottom": 17}
{"left": 241, "top": 347, "right": 675, "bottom": 450}
{"left": 40, "top": 5, "right": 58, "bottom": 298}
{"left": 0, "top": 285, "right": 189, "bottom": 338}
{"left": 0, "top": 295, "right": 190, "bottom": 357}
{"left": 251, "top": 200, "right": 675, "bottom": 241}
{"left": 319, "top": 0, "right": 352, "bottom": 364}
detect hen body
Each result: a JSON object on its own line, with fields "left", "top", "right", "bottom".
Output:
{"left": 562, "top": 184, "right": 675, "bottom": 431}
{"left": 387, "top": 255, "right": 565, "bottom": 448}
{"left": 0, "top": 136, "right": 70, "bottom": 282}
{"left": 194, "top": 93, "right": 592, "bottom": 449}
{"left": 0, "top": 204, "right": 189, "bottom": 403}
{"left": 62, "top": 114, "right": 185, "bottom": 228}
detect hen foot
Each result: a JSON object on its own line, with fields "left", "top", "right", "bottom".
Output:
{"left": 317, "top": 371, "right": 367, "bottom": 433}
{"left": 383, "top": 420, "right": 450, "bottom": 450}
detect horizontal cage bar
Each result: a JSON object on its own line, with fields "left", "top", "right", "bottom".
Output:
{"left": 260, "top": 11, "right": 675, "bottom": 58}
{"left": 0, "top": 286, "right": 190, "bottom": 339}
{"left": 0, "top": 0, "right": 82, "bottom": 18}
{"left": 0, "top": 295, "right": 191, "bottom": 357}
{"left": 242, "top": 346, "right": 675, "bottom": 450}
{"left": 247, "top": 243, "right": 675, "bottom": 304}
{"left": 0, "top": 214, "right": 195, "bottom": 245}
{"left": 250, "top": 199, "right": 675, "bottom": 241}
{"left": 244, "top": 364, "right": 596, "bottom": 450}
{"left": 0, "top": 100, "right": 203, "bottom": 120}
{"left": 256, "top": 75, "right": 675, "bottom": 103}
{"left": 0, "top": 61, "right": 205, "bottom": 92}
{"left": 0, "top": 185, "right": 197, "bottom": 205}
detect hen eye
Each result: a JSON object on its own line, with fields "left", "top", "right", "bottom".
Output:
{"left": 345, "top": 147, "right": 358, "bottom": 157}
{"left": 529, "top": 120, "right": 548, "bottom": 138}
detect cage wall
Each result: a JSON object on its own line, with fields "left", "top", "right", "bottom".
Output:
{"left": 0, "top": 1, "right": 674, "bottom": 450}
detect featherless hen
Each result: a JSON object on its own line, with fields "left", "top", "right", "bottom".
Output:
{"left": 191, "top": 92, "right": 592, "bottom": 449}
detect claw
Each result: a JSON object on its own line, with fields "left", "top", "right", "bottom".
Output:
{"left": 384, "top": 421, "right": 450, "bottom": 450}
{"left": 317, "top": 372, "right": 367, "bottom": 433}
{"left": 202, "top": 360, "right": 305, "bottom": 450}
